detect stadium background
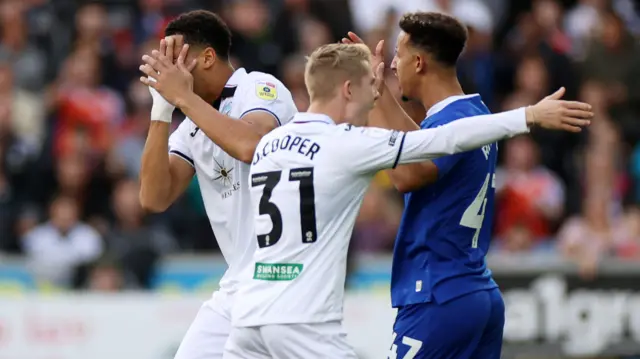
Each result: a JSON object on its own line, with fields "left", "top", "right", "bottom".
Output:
{"left": 0, "top": 0, "right": 639, "bottom": 358}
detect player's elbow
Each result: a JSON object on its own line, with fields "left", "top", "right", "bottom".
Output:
{"left": 394, "top": 178, "right": 425, "bottom": 193}
{"left": 237, "top": 140, "right": 258, "bottom": 164}
{"left": 391, "top": 167, "right": 438, "bottom": 193}
{"left": 139, "top": 191, "right": 169, "bottom": 213}
{"left": 237, "top": 146, "right": 255, "bottom": 164}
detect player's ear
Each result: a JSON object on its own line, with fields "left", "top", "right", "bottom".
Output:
{"left": 342, "top": 80, "right": 353, "bottom": 101}
{"left": 415, "top": 53, "right": 426, "bottom": 74}
{"left": 201, "top": 47, "right": 217, "bottom": 70}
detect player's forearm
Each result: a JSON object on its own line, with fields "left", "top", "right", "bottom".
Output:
{"left": 386, "top": 162, "right": 438, "bottom": 193}
{"left": 140, "top": 122, "right": 174, "bottom": 212}
{"left": 178, "top": 92, "right": 261, "bottom": 163}
{"left": 370, "top": 84, "right": 420, "bottom": 131}
{"left": 398, "top": 108, "right": 529, "bottom": 164}
{"left": 373, "top": 85, "right": 434, "bottom": 191}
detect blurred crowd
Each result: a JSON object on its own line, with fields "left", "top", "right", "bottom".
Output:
{"left": 0, "top": 0, "right": 639, "bottom": 290}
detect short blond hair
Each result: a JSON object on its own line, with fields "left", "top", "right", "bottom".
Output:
{"left": 304, "top": 43, "right": 372, "bottom": 101}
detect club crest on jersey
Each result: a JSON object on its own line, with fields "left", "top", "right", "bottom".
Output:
{"left": 256, "top": 81, "right": 277, "bottom": 101}
{"left": 213, "top": 158, "right": 234, "bottom": 186}
{"left": 221, "top": 101, "right": 233, "bottom": 115}
{"left": 213, "top": 158, "right": 241, "bottom": 199}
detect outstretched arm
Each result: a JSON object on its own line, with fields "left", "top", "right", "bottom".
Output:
{"left": 343, "top": 100, "right": 592, "bottom": 174}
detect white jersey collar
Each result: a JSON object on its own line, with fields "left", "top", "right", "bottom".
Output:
{"left": 292, "top": 112, "right": 335, "bottom": 125}
{"left": 426, "top": 93, "right": 480, "bottom": 118}
{"left": 226, "top": 68, "right": 247, "bottom": 88}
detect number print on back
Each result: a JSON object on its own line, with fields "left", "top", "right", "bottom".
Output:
{"left": 251, "top": 168, "right": 318, "bottom": 248}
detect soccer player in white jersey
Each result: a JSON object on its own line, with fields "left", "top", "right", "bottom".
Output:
{"left": 137, "top": 10, "right": 297, "bottom": 359}
{"left": 223, "top": 43, "right": 592, "bottom": 359}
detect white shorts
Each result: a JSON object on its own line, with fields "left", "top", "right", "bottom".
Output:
{"left": 174, "top": 291, "right": 232, "bottom": 359}
{"left": 223, "top": 321, "right": 358, "bottom": 359}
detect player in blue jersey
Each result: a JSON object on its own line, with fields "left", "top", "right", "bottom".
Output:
{"left": 343, "top": 11, "right": 592, "bottom": 359}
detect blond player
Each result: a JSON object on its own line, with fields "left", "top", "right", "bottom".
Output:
{"left": 223, "top": 43, "right": 592, "bottom": 358}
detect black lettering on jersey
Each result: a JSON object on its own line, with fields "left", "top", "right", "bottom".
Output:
{"left": 190, "top": 127, "right": 200, "bottom": 137}
{"left": 280, "top": 135, "right": 291, "bottom": 149}
{"left": 344, "top": 124, "right": 353, "bottom": 131}
{"left": 389, "top": 130, "right": 399, "bottom": 146}
{"left": 253, "top": 135, "right": 321, "bottom": 165}
{"left": 289, "top": 136, "right": 302, "bottom": 150}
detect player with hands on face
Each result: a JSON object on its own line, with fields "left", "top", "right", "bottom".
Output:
{"left": 137, "top": 10, "right": 297, "bottom": 359}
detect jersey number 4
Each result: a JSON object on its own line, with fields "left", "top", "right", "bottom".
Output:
{"left": 459, "top": 172, "right": 495, "bottom": 248}
{"left": 251, "top": 168, "right": 318, "bottom": 248}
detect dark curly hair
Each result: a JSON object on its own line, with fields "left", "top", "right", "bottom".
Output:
{"left": 399, "top": 12, "right": 468, "bottom": 67}
{"left": 165, "top": 10, "right": 232, "bottom": 60}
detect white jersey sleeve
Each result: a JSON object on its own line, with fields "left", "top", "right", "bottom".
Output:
{"left": 237, "top": 74, "right": 297, "bottom": 126}
{"left": 168, "top": 118, "right": 195, "bottom": 167}
{"left": 344, "top": 108, "right": 528, "bottom": 174}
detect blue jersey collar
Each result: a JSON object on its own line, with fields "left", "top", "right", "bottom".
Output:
{"left": 426, "top": 94, "right": 481, "bottom": 118}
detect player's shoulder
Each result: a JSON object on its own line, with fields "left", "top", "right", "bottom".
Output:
{"left": 337, "top": 124, "right": 398, "bottom": 140}
{"left": 172, "top": 117, "right": 196, "bottom": 133}
{"left": 422, "top": 95, "right": 488, "bottom": 128}
{"left": 258, "top": 121, "right": 290, "bottom": 145}
{"left": 244, "top": 70, "right": 292, "bottom": 96}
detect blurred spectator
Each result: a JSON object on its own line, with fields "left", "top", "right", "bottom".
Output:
{"left": 86, "top": 257, "right": 125, "bottom": 292}
{"left": 281, "top": 55, "right": 309, "bottom": 111}
{"left": 22, "top": 195, "right": 103, "bottom": 286}
{"left": 53, "top": 49, "right": 125, "bottom": 159}
{"left": 494, "top": 136, "right": 565, "bottom": 248}
{"left": 502, "top": 55, "right": 548, "bottom": 110}
{"left": 104, "top": 179, "right": 177, "bottom": 288}
{"left": 225, "top": 0, "right": 287, "bottom": 76}
{"left": 352, "top": 184, "right": 402, "bottom": 253}
{"left": 581, "top": 11, "right": 640, "bottom": 143}
{"left": 0, "top": 60, "right": 45, "bottom": 150}
{"left": 134, "top": 0, "right": 169, "bottom": 45}
{"left": 455, "top": 0, "right": 497, "bottom": 107}
{"left": 558, "top": 197, "right": 640, "bottom": 277}
{"left": 115, "top": 79, "right": 152, "bottom": 178}
{"left": 0, "top": 92, "right": 37, "bottom": 252}
{"left": 0, "top": 0, "right": 47, "bottom": 92}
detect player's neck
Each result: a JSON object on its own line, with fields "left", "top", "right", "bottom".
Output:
{"left": 418, "top": 71, "right": 464, "bottom": 115}
{"left": 307, "top": 100, "right": 344, "bottom": 125}
{"left": 204, "top": 64, "right": 235, "bottom": 104}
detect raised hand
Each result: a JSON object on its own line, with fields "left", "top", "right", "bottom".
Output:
{"left": 139, "top": 40, "right": 197, "bottom": 108}
{"left": 163, "top": 34, "right": 185, "bottom": 62}
{"left": 526, "top": 87, "right": 593, "bottom": 132}
{"left": 342, "top": 32, "right": 385, "bottom": 94}
{"left": 342, "top": 32, "right": 384, "bottom": 70}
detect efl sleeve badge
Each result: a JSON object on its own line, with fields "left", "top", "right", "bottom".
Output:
{"left": 255, "top": 81, "right": 278, "bottom": 101}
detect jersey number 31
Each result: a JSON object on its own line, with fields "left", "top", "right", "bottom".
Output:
{"left": 251, "top": 168, "right": 318, "bottom": 248}
{"left": 459, "top": 172, "right": 495, "bottom": 248}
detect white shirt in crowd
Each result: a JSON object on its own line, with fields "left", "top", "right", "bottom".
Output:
{"left": 23, "top": 223, "right": 103, "bottom": 286}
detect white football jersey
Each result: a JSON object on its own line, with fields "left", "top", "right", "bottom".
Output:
{"left": 232, "top": 109, "right": 529, "bottom": 327}
{"left": 168, "top": 68, "right": 297, "bottom": 294}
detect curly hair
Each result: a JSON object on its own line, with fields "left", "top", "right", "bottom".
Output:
{"left": 165, "top": 10, "right": 232, "bottom": 59}
{"left": 399, "top": 12, "right": 468, "bottom": 67}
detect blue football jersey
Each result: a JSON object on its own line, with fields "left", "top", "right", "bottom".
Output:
{"left": 391, "top": 94, "right": 499, "bottom": 307}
